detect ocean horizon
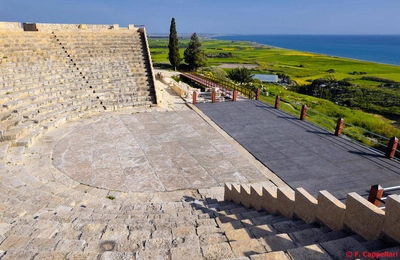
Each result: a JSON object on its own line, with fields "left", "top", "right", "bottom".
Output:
{"left": 213, "top": 34, "right": 400, "bottom": 66}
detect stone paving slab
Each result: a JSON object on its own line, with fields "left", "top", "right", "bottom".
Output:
{"left": 52, "top": 109, "right": 269, "bottom": 192}
{"left": 196, "top": 100, "right": 400, "bottom": 200}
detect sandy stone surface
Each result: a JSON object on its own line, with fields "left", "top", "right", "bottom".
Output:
{"left": 52, "top": 109, "right": 267, "bottom": 192}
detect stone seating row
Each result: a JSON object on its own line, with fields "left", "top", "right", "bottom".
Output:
{"left": 0, "top": 61, "right": 71, "bottom": 70}
{"left": 0, "top": 99, "right": 99, "bottom": 146}
{"left": 79, "top": 67, "right": 145, "bottom": 76}
{"left": 57, "top": 42, "right": 142, "bottom": 48}
{"left": 1, "top": 72, "right": 81, "bottom": 90}
{"left": 76, "top": 61, "right": 145, "bottom": 68}
{"left": 77, "top": 65, "right": 141, "bottom": 72}
{"left": 67, "top": 50, "right": 144, "bottom": 58}
{"left": 0, "top": 83, "right": 88, "bottom": 110}
{"left": 1, "top": 70, "right": 75, "bottom": 82}
{"left": 83, "top": 77, "right": 147, "bottom": 86}
{"left": 0, "top": 55, "right": 64, "bottom": 62}
{"left": 67, "top": 51, "right": 144, "bottom": 59}
{"left": 0, "top": 55, "right": 64, "bottom": 64}
{"left": 53, "top": 34, "right": 142, "bottom": 41}
{"left": 0, "top": 42, "right": 61, "bottom": 48}
{"left": 57, "top": 39, "right": 142, "bottom": 45}
{"left": 1, "top": 68, "right": 76, "bottom": 82}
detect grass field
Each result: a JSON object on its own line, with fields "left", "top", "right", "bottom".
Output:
{"left": 149, "top": 38, "right": 400, "bottom": 87}
{"left": 148, "top": 37, "right": 400, "bottom": 141}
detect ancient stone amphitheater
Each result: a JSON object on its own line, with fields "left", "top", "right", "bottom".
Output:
{"left": 0, "top": 22, "right": 399, "bottom": 259}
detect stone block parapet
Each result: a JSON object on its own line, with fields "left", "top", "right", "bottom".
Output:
{"left": 0, "top": 21, "right": 23, "bottom": 31}
{"left": 0, "top": 21, "right": 139, "bottom": 31}
{"left": 344, "top": 192, "right": 385, "bottom": 240}
{"left": 382, "top": 195, "right": 400, "bottom": 243}
{"left": 294, "top": 187, "right": 317, "bottom": 223}
{"left": 317, "top": 190, "right": 346, "bottom": 231}
{"left": 224, "top": 183, "right": 400, "bottom": 243}
{"left": 34, "top": 23, "right": 133, "bottom": 31}
{"left": 156, "top": 73, "right": 200, "bottom": 99}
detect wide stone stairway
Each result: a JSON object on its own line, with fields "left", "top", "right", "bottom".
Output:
{"left": 1, "top": 180, "right": 398, "bottom": 259}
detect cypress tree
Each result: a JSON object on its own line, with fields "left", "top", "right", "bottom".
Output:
{"left": 184, "top": 32, "right": 207, "bottom": 71}
{"left": 168, "top": 18, "right": 180, "bottom": 71}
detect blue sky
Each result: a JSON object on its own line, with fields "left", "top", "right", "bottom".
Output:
{"left": 1, "top": 0, "right": 400, "bottom": 35}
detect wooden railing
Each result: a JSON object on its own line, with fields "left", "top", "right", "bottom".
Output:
{"left": 271, "top": 94, "right": 400, "bottom": 160}
{"left": 368, "top": 184, "right": 400, "bottom": 209}
{"left": 181, "top": 75, "right": 399, "bottom": 159}
{"left": 181, "top": 73, "right": 256, "bottom": 100}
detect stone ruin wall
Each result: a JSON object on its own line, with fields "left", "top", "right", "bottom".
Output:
{"left": 34, "top": 23, "right": 122, "bottom": 31}
{"left": 0, "top": 21, "right": 138, "bottom": 31}
{"left": 0, "top": 21, "right": 23, "bottom": 31}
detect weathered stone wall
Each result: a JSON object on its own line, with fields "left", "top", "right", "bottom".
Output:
{"left": 156, "top": 73, "right": 199, "bottom": 98}
{"left": 34, "top": 23, "right": 135, "bottom": 31}
{"left": 0, "top": 21, "right": 139, "bottom": 31}
{"left": 0, "top": 22, "right": 23, "bottom": 31}
{"left": 224, "top": 183, "right": 400, "bottom": 243}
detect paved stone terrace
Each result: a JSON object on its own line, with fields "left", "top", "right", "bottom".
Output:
{"left": 196, "top": 100, "right": 400, "bottom": 201}
{"left": 53, "top": 109, "right": 268, "bottom": 193}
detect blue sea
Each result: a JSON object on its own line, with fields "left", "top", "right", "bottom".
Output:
{"left": 214, "top": 35, "right": 400, "bottom": 66}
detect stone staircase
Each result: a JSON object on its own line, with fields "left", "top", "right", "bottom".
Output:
{"left": 1, "top": 180, "right": 398, "bottom": 259}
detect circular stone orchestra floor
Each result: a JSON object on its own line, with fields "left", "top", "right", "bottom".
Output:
{"left": 52, "top": 110, "right": 268, "bottom": 192}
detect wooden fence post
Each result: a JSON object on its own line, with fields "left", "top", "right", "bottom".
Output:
{"left": 300, "top": 105, "right": 307, "bottom": 120}
{"left": 212, "top": 90, "right": 216, "bottom": 103}
{"left": 335, "top": 118, "right": 344, "bottom": 136}
{"left": 385, "top": 137, "right": 399, "bottom": 159}
{"left": 275, "top": 95, "right": 280, "bottom": 109}
{"left": 233, "top": 90, "right": 237, "bottom": 102}
{"left": 256, "top": 89, "right": 261, "bottom": 100}
{"left": 192, "top": 91, "right": 197, "bottom": 105}
{"left": 367, "top": 184, "right": 384, "bottom": 207}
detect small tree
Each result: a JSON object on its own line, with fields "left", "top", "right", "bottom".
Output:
{"left": 168, "top": 18, "right": 180, "bottom": 71}
{"left": 227, "top": 67, "right": 254, "bottom": 85}
{"left": 184, "top": 32, "right": 207, "bottom": 71}
{"left": 201, "top": 67, "right": 228, "bottom": 81}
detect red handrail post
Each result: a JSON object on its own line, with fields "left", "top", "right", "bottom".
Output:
{"left": 275, "top": 95, "right": 280, "bottom": 109}
{"left": 233, "top": 90, "right": 237, "bottom": 102}
{"left": 212, "top": 90, "right": 216, "bottom": 103}
{"left": 367, "top": 184, "right": 384, "bottom": 207}
{"left": 192, "top": 91, "right": 197, "bottom": 105}
{"left": 335, "top": 118, "right": 344, "bottom": 136}
{"left": 385, "top": 137, "right": 398, "bottom": 159}
{"left": 300, "top": 105, "right": 307, "bottom": 120}
{"left": 256, "top": 89, "right": 261, "bottom": 100}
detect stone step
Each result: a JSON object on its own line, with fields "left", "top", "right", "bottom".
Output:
{"left": 1, "top": 120, "right": 34, "bottom": 141}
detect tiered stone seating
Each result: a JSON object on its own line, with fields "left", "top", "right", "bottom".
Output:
{"left": 0, "top": 29, "right": 156, "bottom": 149}
{"left": 0, "top": 31, "right": 98, "bottom": 147}
{"left": 53, "top": 31, "right": 156, "bottom": 110}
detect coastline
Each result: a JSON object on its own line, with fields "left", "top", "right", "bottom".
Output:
{"left": 210, "top": 35, "right": 400, "bottom": 67}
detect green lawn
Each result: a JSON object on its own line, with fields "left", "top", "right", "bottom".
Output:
{"left": 148, "top": 37, "right": 400, "bottom": 143}
{"left": 149, "top": 38, "right": 400, "bottom": 87}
